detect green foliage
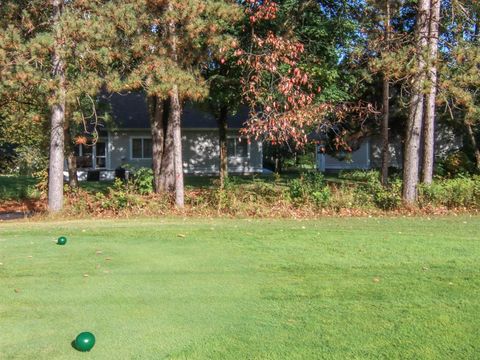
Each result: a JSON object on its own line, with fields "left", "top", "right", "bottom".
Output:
{"left": 213, "top": 175, "right": 286, "bottom": 212}
{"left": 339, "top": 169, "right": 381, "bottom": 183}
{"left": 131, "top": 167, "right": 154, "bottom": 195}
{"left": 435, "top": 151, "right": 476, "bottom": 177}
{"left": 0, "top": 175, "right": 39, "bottom": 200}
{"left": 419, "top": 175, "right": 480, "bottom": 208}
{"left": 288, "top": 172, "right": 330, "bottom": 207}
{"left": 339, "top": 170, "right": 401, "bottom": 210}
{"left": 10, "top": 145, "right": 48, "bottom": 176}
{"left": 67, "top": 179, "right": 145, "bottom": 214}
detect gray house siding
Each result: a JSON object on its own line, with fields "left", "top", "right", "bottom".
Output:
{"left": 109, "top": 129, "right": 263, "bottom": 174}
{"left": 317, "top": 125, "right": 462, "bottom": 172}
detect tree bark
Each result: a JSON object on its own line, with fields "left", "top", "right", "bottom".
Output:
{"left": 159, "top": 104, "right": 175, "bottom": 192}
{"left": 218, "top": 106, "right": 228, "bottom": 188}
{"left": 48, "top": 0, "right": 66, "bottom": 213}
{"left": 403, "top": 0, "right": 430, "bottom": 204}
{"left": 171, "top": 86, "right": 184, "bottom": 207}
{"left": 421, "top": 0, "right": 441, "bottom": 184}
{"left": 381, "top": 2, "right": 391, "bottom": 186}
{"left": 465, "top": 121, "right": 480, "bottom": 171}
{"left": 148, "top": 96, "right": 165, "bottom": 193}
{"left": 64, "top": 127, "right": 78, "bottom": 188}
{"left": 274, "top": 149, "right": 282, "bottom": 174}
{"left": 167, "top": 2, "right": 184, "bottom": 207}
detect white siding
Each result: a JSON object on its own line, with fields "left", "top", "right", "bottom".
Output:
{"left": 108, "top": 129, "right": 263, "bottom": 174}
{"left": 317, "top": 140, "right": 371, "bottom": 171}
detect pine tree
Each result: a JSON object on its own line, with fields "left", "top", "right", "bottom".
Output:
{"left": 403, "top": 0, "right": 430, "bottom": 204}
{"left": 421, "top": 0, "right": 441, "bottom": 184}
{"left": 437, "top": 1, "right": 480, "bottom": 171}
{"left": 128, "top": 0, "right": 241, "bottom": 205}
{"left": 0, "top": 1, "right": 139, "bottom": 211}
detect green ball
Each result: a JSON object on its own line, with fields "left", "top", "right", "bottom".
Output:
{"left": 57, "top": 236, "right": 67, "bottom": 245}
{"left": 75, "top": 332, "right": 95, "bottom": 352}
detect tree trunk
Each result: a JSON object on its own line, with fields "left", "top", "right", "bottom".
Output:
{"left": 274, "top": 149, "right": 282, "bottom": 174}
{"left": 66, "top": 151, "right": 78, "bottom": 188}
{"left": 167, "top": 2, "right": 184, "bottom": 207}
{"left": 402, "top": 0, "right": 430, "bottom": 204}
{"left": 148, "top": 95, "right": 166, "bottom": 193}
{"left": 381, "top": 76, "right": 390, "bottom": 186}
{"left": 64, "top": 128, "right": 78, "bottom": 188}
{"left": 465, "top": 121, "right": 480, "bottom": 171}
{"left": 48, "top": 0, "right": 66, "bottom": 213}
{"left": 160, "top": 104, "right": 175, "bottom": 192}
{"left": 218, "top": 106, "right": 228, "bottom": 188}
{"left": 381, "top": 2, "right": 391, "bottom": 186}
{"left": 421, "top": 0, "right": 441, "bottom": 184}
{"left": 171, "top": 86, "right": 184, "bottom": 207}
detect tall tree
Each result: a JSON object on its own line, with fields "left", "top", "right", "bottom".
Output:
{"left": 129, "top": 0, "right": 241, "bottom": 204}
{"left": 381, "top": 2, "right": 392, "bottom": 186}
{"left": 421, "top": 0, "right": 441, "bottom": 184}
{"left": 437, "top": 0, "right": 480, "bottom": 171}
{"left": 167, "top": 1, "right": 184, "bottom": 207}
{"left": 48, "top": 0, "right": 66, "bottom": 212}
{"left": 403, "top": 0, "right": 430, "bottom": 204}
{"left": 0, "top": 0, "right": 138, "bottom": 211}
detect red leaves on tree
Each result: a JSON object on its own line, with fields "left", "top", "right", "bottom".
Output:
{"left": 245, "top": 0, "right": 278, "bottom": 23}
{"left": 236, "top": 0, "right": 318, "bottom": 146}
{"left": 236, "top": 0, "right": 376, "bottom": 148}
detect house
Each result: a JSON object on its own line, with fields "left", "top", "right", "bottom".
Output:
{"left": 315, "top": 126, "right": 462, "bottom": 172}
{"left": 67, "top": 92, "right": 263, "bottom": 181}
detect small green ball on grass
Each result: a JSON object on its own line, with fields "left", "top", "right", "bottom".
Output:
{"left": 74, "top": 331, "right": 95, "bottom": 352}
{"left": 57, "top": 236, "right": 67, "bottom": 245}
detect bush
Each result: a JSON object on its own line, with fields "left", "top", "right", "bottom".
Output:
{"left": 215, "top": 176, "right": 286, "bottom": 212}
{"left": 288, "top": 172, "right": 330, "bottom": 207}
{"left": 436, "top": 151, "right": 475, "bottom": 177}
{"left": 12, "top": 146, "right": 48, "bottom": 176}
{"left": 338, "top": 170, "right": 401, "bottom": 210}
{"left": 371, "top": 179, "right": 402, "bottom": 210}
{"left": 419, "top": 175, "right": 480, "bottom": 208}
{"left": 131, "top": 167, "right": 154, "bottom": 195}
{"left": 338, "top": 169, "right": 382, "bottom": 183}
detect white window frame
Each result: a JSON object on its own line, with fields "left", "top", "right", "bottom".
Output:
{"left": 75, "top": 139, "right": 107, "bottom": 170}
{"left": 130, "top": 136, "right": 153, "bottom": 160}
{"left": 227, "top": 136, "right": 250, "bottom": 158}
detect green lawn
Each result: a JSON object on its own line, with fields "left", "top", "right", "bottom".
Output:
{"left": 0, "top": 175, "right": 38, "bottom": 200}
{"left": 1, "top": 217, "right": 479, "bottom": 359}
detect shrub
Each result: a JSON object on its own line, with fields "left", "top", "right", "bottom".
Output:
{"left": 11, "top": 146, "right": 48, "bottom": 176}
{"left": 131, "top": 167, "right": 154, "bottom": 195}
{"left": 340, "top": 170, "right": 401, "bottom": 210}
{"left": 437, "top": 151, "right": 475, "bottom": 177}
{"left": 419, "top": 175, "right": 480, "bottom": 208}
{"left": 338, "top": 169, "right": 381, "bottom": 183}
{"left": 288, "top": 172, "right": 330, "bottom": 207}
{"left": 372, "top": 179, "right": 402, "bottom": 210}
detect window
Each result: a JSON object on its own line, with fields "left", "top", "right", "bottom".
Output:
{"left": 95, "top": 142, "right": 106, "bottom": 168}
{"left": 131, "top": 137, "right": 153, "bottom": 159}
{"left": 227, "top": 137, "right": 249, "bottom": 158}
{"left": 74, "top": 141, "right": 107, "bottom": 169}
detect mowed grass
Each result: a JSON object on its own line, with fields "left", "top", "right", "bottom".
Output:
{"left": 0, "top": 217, "right": 479, "bottom": 359}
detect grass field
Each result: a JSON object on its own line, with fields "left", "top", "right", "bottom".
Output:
{"left": 1, "top": 217, "right": 479, "bottom": 359}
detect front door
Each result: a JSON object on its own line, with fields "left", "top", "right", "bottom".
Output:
{"left": 75, "top": 141, "right": 107, "bottom": 170}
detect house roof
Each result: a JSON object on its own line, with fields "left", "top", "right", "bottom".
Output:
{"left": 101, "top": 92, "right": 249, "bottom": 130}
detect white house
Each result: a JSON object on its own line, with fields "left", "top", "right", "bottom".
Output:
{"left": 67, "top": 92, "right": 263, "bottom": 181}
{"left": 316, "top": 127, "right": 462, "bottom": 172}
